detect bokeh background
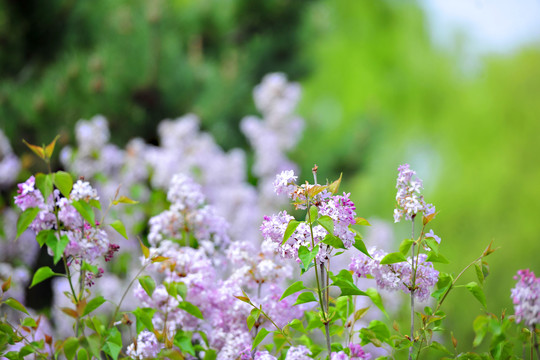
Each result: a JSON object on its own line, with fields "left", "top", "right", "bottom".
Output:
{"left": 1, "top": 0, "right": 540, "bottom": 355}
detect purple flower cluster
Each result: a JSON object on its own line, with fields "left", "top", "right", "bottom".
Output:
{"left": 511, "top": 269, "right": 540, "bottom": 326}
{"left": 330, "top": 344, "right": 371, "bottom": 360}
{"left": 261, "top": 170, "right": 358, "bottom": 263}
{"left": 349, "top": 248, "right": 439, "bottom": 301}
{"left": 394, "top": 164, "right": 435, "bottom": 223}
{"left": 126, "top": 330, "right": 162, "bottom": 360}
{"left": 14, "top": 176, "right": 118, "bottom": 267}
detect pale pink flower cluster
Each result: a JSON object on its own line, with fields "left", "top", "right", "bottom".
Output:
{"left": 126, "top": 330, "right": 162, "bottom": 360}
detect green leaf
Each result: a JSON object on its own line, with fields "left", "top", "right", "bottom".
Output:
{"left": 174, "top": 333, "right": 195, "bottom": 356}
{"left": 89, "top": 199, "right": 101, "bottom": 210}
{"left": 21, "top": 317, "right": 37, "bottom": 327}
{"left": 331, "top": 270, "right": 367, "bottom": 296}
{"left": 353, "top": 234, "right": 371, "bottom": 258}
{"left": 247, "top": 314, "right": 257, "bottom": 331}
{"left": 475, "top": 263, "right": 484, "bottom": 285}
{"left": 380, "top": 252, "right": 407, "bottom": 265}
{"left": 429, "top": 341, "right": 453, "bottom": 355}
{"left": 317, "top": 216, "right": 334, "bottom": 235}
{"left": 71, "top": 200, "right": 95, "bottom": 226}
{"left": 399, "top": 239, "right": 414, "bottom": 256}
{"left": 35, "top": 173, "right": 53, "bottom": 199}
{"left": 83, "top": 296, "right": 106, "bottom": 316}
{"left": 178, "top": 301, "right": 204, "bottom": 319}
{"left": 45, "top": 233, "right": 69, "bottom": 265}
{"left": 16, "top": 207, "right": 40, "bottom": 239}
{"left": 204, "top": 349, "right": 217, "bottom": 360}
{"left": 280, "top": 281, "right": 307, "bottom": 301}
{"left": 109, "top": 220, "right": 128, "bottom": 239}
{"left": 36, "top": 229, "right": 54, "bottom": 247}
{"left": 132, "top": 307, "right": 155, "bottom": 332}
{"left": 53, "top": 171, "right": 73, "bottom": 198}
{"left": 112, "top": 196, "right": 139, "bottom": 205}
{"left": 30, "top": 266, "right": 62, "bottom": 288}
{"left": 308, "top": 206, "right": 318, "bottom": 223}
{"left": 4, "top": 298, "right": 29, "bottom": 315}
{"left": 63, "top": 337, "right": 79, "bottom": 360}
{"left": 294, "top": 292, "right": 318, "bottom": 305}
{"left": 366, "top": 288, "right": 388, "bottom": 318}
{"left": 426, "top": 252, "right": 450, "bottom": 264}
{"left": 298, "top": 245, "right": 318, "bottom": 271}
{"left": 354, "top": 217, "right": 371, "bottom": 226}
{"left": 138, "top": 275, "right": 156, "bottom": 297}
{"left": 77, "top": 348, "right": 89, "bottom": 360}
{"left": 424, "top": 238, "right": 440, "bottom": 256}
{"left": 288, "top": 318, "right": 306, "bottom": 333}
{"left": 466, "top": 282, "right": 487, "bottom": 308}
{"left": 176, "top": 282, "right": 188, "bottom": 300}
{"left": 252, "top": 328, "right": 270, "bottom": 350}
{"left": 102, "top": 328, "right": 122, "bottom": 360}
{"left": 282, "top": 220, "right": 301, "bottom": 245}
{"left": 473, "top": 315, "right": 489, "bottom": 347}
{"left": 321, "top": 234, "right": 346, "bottom": 249}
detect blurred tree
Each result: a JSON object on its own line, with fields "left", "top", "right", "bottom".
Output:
{"left": 0, "top": 0, "right": 313, "bottom": 153}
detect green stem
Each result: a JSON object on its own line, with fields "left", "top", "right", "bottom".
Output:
{"left": 409, "top": 216, "right": 416, "bottom": 360}
{"left": 109, "top": 264, "right": 149, "bottom": 327}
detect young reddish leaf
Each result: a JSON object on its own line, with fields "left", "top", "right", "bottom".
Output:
{"left": 327, "top": 173, "right": 342, "bottom": 194}
{"left": 234, "top": 296, "right": 251, "bottom": 304}
{"left": 60, "top": 307, "right": 79, "bottom": 319}
{"left": 139, "top": 240, "right": 150, "bottom": 259}
{"left": 2, "top": 276, "right": 11, "bottom": 292}
{"left": 44, "top": 135, "right": 60, "bottom": 159}
{"left": 22, "top": 139, "right": 45, "bottom": 159}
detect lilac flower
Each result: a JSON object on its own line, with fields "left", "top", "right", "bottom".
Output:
{"left": 70, "top": 180, "right": 99, "bottom": 201}
{"left": 167, "top": 174, "right": 205, "bottom": 211}
{"left": 14, "top": 176, "right": 45, "bottom": 211}
{"left": 511, "top": 269, "right": 540, "bottom": 326}
{"left": 394, "top": 164, "right": 433, "bottom": 223}
{"left": 274, "top": 170, "right": 298, "bottom": 196}
{"left": 425, "top": 229, "right": 441, "bottom": 245}
{"left": 284, "top": 346, "right": 312, "bottom": 360}
{"left": 349, "top": 343, "right": 371, "bottom": 359}
{"left": 331, "top": 352, "right": 349, "bottom": 360}
{"left": 126, "top": 330, "right": 162, "bottom": 360}
{"left": 318, "top": 192, "right": 357, "bottom": 248}
{"left": 350, "top": 248, "right": 438, "bottom": 301}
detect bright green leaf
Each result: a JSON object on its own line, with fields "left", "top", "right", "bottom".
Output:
{"left": 466, "top": 282, "right": 487, "bottom": 308}
{"left": 109, "top": 220, "right": 128, "bottom": 239}
{"left": 380, "top": 252, "right": 407, "bottom": 265}
{"left": 399, "top": 239, "right": 414, "bottom": 256}
{"left": 71, "top": 200, "right": 95, "bottom": 226}
{"left": 321, "top": 234, "right": 346, "bottom": 249}
{"left": 178, "top": 301, "right": 204, "bottom": 319}
{"left": 317, "top": 216, "right": 334, "bottom": 235}
{"left": 30, "top": 266, "right": 62, "bottom": 288}
{"left": 35, "top": 173, "right": 53, "bottom": 199}
{"left": 138, "top": 276, "right": 155, "bottom": 297}
{"left": 53, "top": 171, "right": 73, "bottom": 198}
{"left": 174, "top": 333, "right": 195, "bottom": 356}
{"left": 280, "top": 281, "right": 306, "bottom": 301}
{"left": 282, "top": 220, "right": 301, "bottom": 245}
{"left": 298, "top": 245, "right": 318, "bottom": 271}
{"left": 294, "top": 292, "right": 317, "bottom": 305}
{"left": 46, "top": 233, "right": 69, "bottom": 265}
{"left": 83, "top": 296, "right": 106, "bottom": 317}
{"left": 252, "top": 328, "right": 270, "bottom": 350}
{"left": 426, "top": 252, "right": 450, "bottom": 264}
{"left": 353, "top": 234, "right": 371, "bottom": 258}
{"left": 331, "top": 270, "right": 367, "bottom": 296}
{"left": 63, "top": 337, "right": 79, "bottom": 360}
{"left": 354, "top": 217, "right": 371, "bottom": 226}
{"left": 366, "top": 288, "right": 388, "bottom": 318}
{"left": 308, "top": 206, "right": 318, "bottom": 223}
{"left": 21, "top": 317, "right": 37, "bottom": 327}
{"left": 424, "top": 238, "right": 440, "bottom": 256}
{"left": 16, "top": 207, "right": 40, "bottom": 239}
{"left": 4, "top": 297, "right": 29, "bottom": 315}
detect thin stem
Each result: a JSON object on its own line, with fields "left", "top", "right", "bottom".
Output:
{"left": 109, "top": 264, "right": 149, "bottom": 327}
{"left": 533, "top": 324, "right": 540, "bottom": 360}
{"left": 409, "top": 216, "right": 416, "bottom": 360}
{"left": 4, "top": 319, "right": 48, "bottom": 357}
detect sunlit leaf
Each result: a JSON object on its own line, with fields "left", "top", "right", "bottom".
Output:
{"left": 280, "top": 281, "right": 306, "bottom": 301}
{"left": 53, "top": 171, "right": 73, "bottom": 198}
{"left": 30, "top": 266, "right": 63, "bottom": 288}
{"left": 178, "top": 301, "right": 203, "bottom": 319}
{"left": 109, "top": 220, "right": 128, "bottom": 239}
{"left": 380, "top": 252, "right": 407, "bottom": 265}
{"left": 282, "top": 220, "right": 300, "bottom": 245}
{"left": 16, "top": 207, "right": 40, "bottom": 239}
{"left": 22, "top": 139, "right": 45, "bottom": 159}
{"left": 466, "top": 282, "right": 487, "bottom": 308}
{"left": 4, "top": 298, "right": 29, "bottom": 315}
{"left": 251, "top": 328, "right": 270, "bottom": 350}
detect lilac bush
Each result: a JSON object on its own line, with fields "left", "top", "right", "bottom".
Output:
{"left": 0, "top": 73, "right": 536, "bottom": 360}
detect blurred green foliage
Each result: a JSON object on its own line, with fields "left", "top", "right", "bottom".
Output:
{"left": 296, "top": 0, "right": 540, "bottom": 352}
{"left": 0, "top": 0, "right": 311, "bottom": 152}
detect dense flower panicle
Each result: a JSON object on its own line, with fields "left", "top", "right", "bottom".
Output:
{"left": 330, "top": 344, "right": 371, "bottom": 360}
{"left": 350, "top": 248, "right": 439, "bottom": 301}
{"left": 284, "top": 346, "right": 312, "bottom": 360}
{"left": 511, "top": 269, "right": 540, "bottom": 326}
{"left": 14, "top": 176, "right": 45, "bottom": 211}
{"left": 394, "top": 164, "right": 435, "bottom": 223}
{"left": 126, "top": 330, "right": 162, "bottom": 360}
{"left": 63, "top": 224, "right": 110, "bottom": 264}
